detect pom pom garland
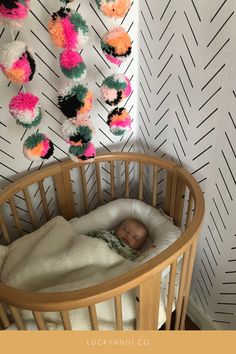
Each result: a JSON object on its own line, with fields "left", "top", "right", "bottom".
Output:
{"left": 61, "top": 118, "right": 94, "bottom": 146}
{"left": 101, "top": 74, "right": 132, "bottom": 106}
{"left": 0, "top": 41, "right": 35, "bottom": 84}
{"left": 107, "top": 107, "right": 131, "bottom": 136}
{"left": 95, "top": 0, "right": 131, "bottom": 18}
{"left": 23, "top": 132, "right": 54, "bottom": 161}
{"left": 0, "top": 0, "right": 30, "bottom": 28}
{"left": 101, "top": 27, "right": 132, "bottom": 65}
{"left": 9, "top": 92, "right": 42, "bottom": 128}
{"left": 48, "top": 7, "right": 89, "bottom": 50}
{"left": 58, "top": 83, "right": 93, "bottom": 118}
{"left": 60, "top": 50, "right": 86, "bottom": 80}
{"left": 69, "top": 142, "right": 96, "bottom": 162}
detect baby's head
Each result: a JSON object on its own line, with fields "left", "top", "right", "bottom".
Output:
{"left": 116, "top": 218, "right": 148, "bottom": 250}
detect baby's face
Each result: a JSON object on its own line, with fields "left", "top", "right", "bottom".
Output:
{"left": 116, "top": 219, "right": 147, "bottom": 250}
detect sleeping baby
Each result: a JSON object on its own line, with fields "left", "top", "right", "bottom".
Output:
{"left": 87, "top": 218, "right": 148, "bottom": 262}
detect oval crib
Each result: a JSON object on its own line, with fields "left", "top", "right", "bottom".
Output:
{"left": 0, "top": 152, "right": 204, "bottom": 331}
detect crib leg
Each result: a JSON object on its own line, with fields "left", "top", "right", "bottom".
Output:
{"left": 137, "top": 273, "right": 161, "bottom": 330}
{"left": 179, "top": 240, "right": 198, "bottom": 330}
{"left": 0, "top": 303, "right": 10, "bottom": 328}
{"left": 180, "top": 306, "right": 186, "bottom": 330}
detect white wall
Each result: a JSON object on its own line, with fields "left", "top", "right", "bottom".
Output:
{"left": 138, "top": 0, "right": 236, "bottom": 329}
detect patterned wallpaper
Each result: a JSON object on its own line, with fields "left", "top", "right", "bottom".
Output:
{"left": 0, "top": 0, "right": 236, "bottom": 330}
{"left": 138, "top": 0, "right": 236, "bottom": 329}
{"left": 0, "top": 0, "right": 139, "bottom": 189}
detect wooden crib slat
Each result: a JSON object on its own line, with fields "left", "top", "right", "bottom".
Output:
{"left": 174, "top": 249, "right": 190, "bottom": 330}
{"left": 54, "top": 174, "right": 68, "bottom": 218}
{"left": 180, "top": 240, "right": 198, "bottom": 330}
{"left": 60, "top": 311, "right": 72, "bottom": 330}
{"left": 23, "top": 188, "right": 36, "bottom": 229}
{"left": 9, "top": 306, "right": 26, "bottom": 330}
{"left": 186, "top": 192, "right": 193, "bottom": 229}
{"left": 138, "top": 163, "right": 143, "bottom": 201}
{"left": 0, "top": 211, "right": 11, "bottom": 244}
{"left": 125, "top": 161, "right": 130, "bottom": 198}
{"left": 88, "top": 305, "right": 99, "bottom": 330}
{"left": 38, "top": 181, "right": 50, "bottom": 221}
{"left": 95, "top": 163, "right": 103, "bottom": 205}
{"left": 9, "top": 197, "right": 23, "bottom": 235}
{"left": 169, "top": 169, "right": 178, "bottom": 218}
{"left": 173, "top": 178, "right": 186, "bottom": 227}
{"left": 165, "top": 261, "right": 177, "bottom": 330}
{"left": 0, "top": 303, "right": 10, "bottom": 328}
{"left": 62, "top": 169, "right": 76, "bottom": 219}
{"left": 137, "top": 273, "right": 161, "bottom": 330}
{"left": 152, "top": 166, "right": 158, "bottom": 207}
{"left": 33, "top": 311, "right": 47, "bottom": 330}
{"left": 164, "top": 171, "right": 172, "bottom": 214}
{"left": 80, "top": 165, "right": 89, "bottom": 213}
{"left": 114, "top": 295, "right": 123, "bottom": 330}
{"left": 110, "top": 161, "right": 115, "bottom": 200}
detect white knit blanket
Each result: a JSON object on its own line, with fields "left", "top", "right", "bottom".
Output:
{"left": 0, "top": 216, "right": 180, "bottom": 330}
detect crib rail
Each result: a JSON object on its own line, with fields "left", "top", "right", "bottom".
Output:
{"left": 0, "top": 153, "right": 204, "bottom": 331}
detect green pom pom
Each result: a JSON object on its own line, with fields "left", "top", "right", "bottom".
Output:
{"left": 24, "top": 132, "right": 45, "bottom": 148}
{"left": 101, "top": 40, "right": 112, "bottom": 53}
{"left": 69, "top": 144, "right": 88, "bottom": 156}
{"left": 79, "top": 125, "right": 93, "bottom": 142}
{"left": 61, "top": 63, "right": 86, "bottom": 80}
{"left": 69, "top": 84, "right": 88, "bottom": 102}
{"left": 111, "top": 128, "right": 126, "bottom": 136}
{"left": 19, "top": 0, "right": 28, "bottom": 5}
{"left": 95, "top": 0, "right": 101, "bottom": 7}
{"left": 18, "top": 110, "right": 42, "bottom": 129}
{"left": 103, "top": 75, "right": 126, "bottom": 90}
{"left": 71, "top": 12, "right": 89, "bottom": 34}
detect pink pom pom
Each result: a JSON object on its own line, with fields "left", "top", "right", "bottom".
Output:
{"left": 0, "top": 0, "right": 30, "bottom": 28}
{"left": 61, "top": 16, "right": 78, "bottom": 50}
{"left": 60, "top": 49, "right": 83, "bottom": 69}
{"left": 10, "top": 92, "right": 39, "bottom": 111}
{"left": 9, "top": 92, "right": 42, "bottom": 128}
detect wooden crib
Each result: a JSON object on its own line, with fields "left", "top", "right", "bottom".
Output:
{"left": 0, "top": 152, "right": 204, "bottom": 331}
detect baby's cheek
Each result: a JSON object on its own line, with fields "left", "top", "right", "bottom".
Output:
{"left": 131, "top": 239, "right": 138, "bottom": 247}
